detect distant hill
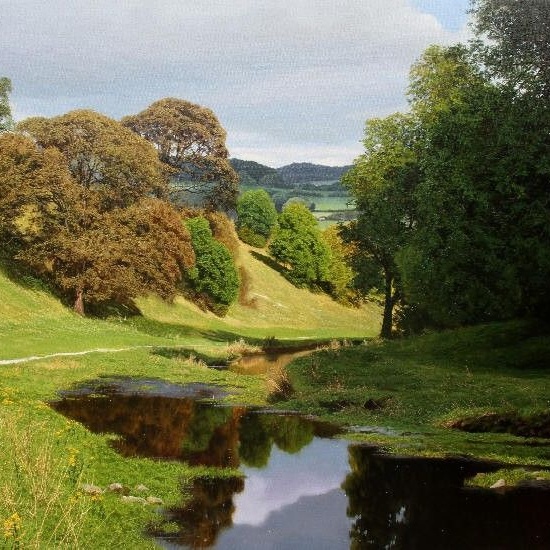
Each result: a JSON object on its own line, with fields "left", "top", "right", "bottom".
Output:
{"left": 230, "top": 159, "right": 352, "bottom": 188}
{"left": 276, "top": 163, "right": 352, "bottom": 185}
{"left": 230, "top": 159, "right": 286, "bottom": 187}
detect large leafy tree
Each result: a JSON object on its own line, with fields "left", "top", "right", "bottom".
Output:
{"left": 471, "top": 0, "right": 550, "bottom": 97}
{"left": 18, "top": 110, "right": 169, "bottom": 209}
{"left": 236, "top": 189, "right": 278, "bottom": 247}
{"left": 269, "top": 203, "right": 331, "bottom": 288}
{"left": 1, "top": 124, "right": 194, "bottom": 314}
{"left": 400, "top": 16, "right": 550, "bottom": 325}
{"left": 121, "top": 98, "right": 239, "bottom": 211}
{"left": 0, "top": 77, "right": 12, "bottom": 132}
{"left": 342, "top": 113, "right": 419, "bottom": 337}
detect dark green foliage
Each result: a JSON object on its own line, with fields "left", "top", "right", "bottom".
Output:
{"left": 342, "top": 113, "right": 420, "bottom": 337}
{"left": 0, "top": 77, "right": 12, "bottom": 132}
{"left": 185, "top": 217, "right": 239, "bottom": 315}
{"left": 236, "top": 189, "right": 277, "bottom": 247}
{"left": 269, "top": 203, "right": 331, "bottom": 288}
{"left": 230, "top": 159, "right": 285, "bottom": 187}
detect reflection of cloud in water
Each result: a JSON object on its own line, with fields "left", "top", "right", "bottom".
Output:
{"left": 233, "top": 438, "right": 350, "bottom": 526}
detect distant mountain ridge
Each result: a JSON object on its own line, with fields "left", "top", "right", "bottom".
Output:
{"left": 276, "top": 162, "right": 352, "bottom": 185}
{"left": 230, "top": 158, "right": 352, "bottom": 187}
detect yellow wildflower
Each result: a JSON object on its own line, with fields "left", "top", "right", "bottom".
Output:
{"left": 3, "top": 512, "right": 21, "bottom": 539}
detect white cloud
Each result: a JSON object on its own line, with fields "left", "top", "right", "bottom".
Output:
{"left": 1, "top": 0, "right": 470, "bottom": 166}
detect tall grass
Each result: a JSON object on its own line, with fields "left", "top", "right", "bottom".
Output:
{"left": 0, "top": 414, "right": 93, "bottom": 548}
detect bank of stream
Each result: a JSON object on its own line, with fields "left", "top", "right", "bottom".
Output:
{"left": 50, "top": 370, "right": 550, "bottom": 549}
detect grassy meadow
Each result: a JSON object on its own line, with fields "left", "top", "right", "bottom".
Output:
{"left": 0, "top": 243, "right": 378, "bottom": 548}
{"left": 1, "top": 241, "right": 549, "bottom": 547}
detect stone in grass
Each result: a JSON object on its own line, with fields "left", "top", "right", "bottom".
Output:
{"left": 122, "top": 495, "right": 147, "bottom": 505}
{"left": 146, "top": 496, "right": 164, "bottom": 505}
{"left": 490, "top": 479, "right": 506, "bottom": 489}
{"left": 107, "top": 483, "right": 124, "bottom": 493}
{"left": 135, "top": 484, "right": 149, "bottom": 492}
{"left": 80, "top": 483, "right": 103, "bottom": 496}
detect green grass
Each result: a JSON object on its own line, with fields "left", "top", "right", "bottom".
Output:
{"left": 0, "top": 243, "right": 379, "bottom": 361}
{"left": 0, "top": 347, "right": 268, "bottom": 548}
{"left": 0, "top": 243, "right": 378, "bottom": 546}
{"left": 2, "top": 243, "right": 549, "bottom": 545}
{"left": 280, "top": 320, "right": 550, "bottom": 466}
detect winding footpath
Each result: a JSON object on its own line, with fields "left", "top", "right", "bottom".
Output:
{"left": 0, "top": 346, "right": 157, "bottom": 365}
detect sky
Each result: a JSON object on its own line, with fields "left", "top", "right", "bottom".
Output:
{"left": 1, "top": 0, "right": 471, "bottom": 167}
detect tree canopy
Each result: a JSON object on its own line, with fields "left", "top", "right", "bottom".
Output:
{"left": 121, "top": 98, "right": 239, "bottom": 211}
{"left": 2, "top": 116, "right": 195, "bottom": 315}
{"left": 18, "top": 110, "right": 169, "bottom": 210}
{"left": 0, "top": 77, "right": 12, "bottom": 132}
{"left": 345, "top": 1, "right": 550, "bottom": 335}
{"left": 269, "top": 203, "right": 331, "bottom": 288}
{"left": 236, "top": 189, "right": 278, "bottom": 247}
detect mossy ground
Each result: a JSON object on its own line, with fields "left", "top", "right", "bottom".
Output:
{"left": 279, "top": 320, "right": 550, "bottom": 467}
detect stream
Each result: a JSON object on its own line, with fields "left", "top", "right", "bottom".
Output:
{"left": 50, "top": 375, "right": 550, "bottom": 549}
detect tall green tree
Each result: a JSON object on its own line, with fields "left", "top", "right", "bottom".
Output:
{"left": 121, "top": 98, "right": 239, "bottom": 211}
{"left": 0, "top": 77, "right": 12, "bottom": 132}
{"left": 342, "top": 113, "right": 419, "bottom": 337}
{"left": 471, "top": 0, "right": 550, "bottom": 97}
{"left": 269, "top": 203, "right": 331, "bottom": 288}
{"left": 236, "top": 189, "right": 278, "bottom": 247}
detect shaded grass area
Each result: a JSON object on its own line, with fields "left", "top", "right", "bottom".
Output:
{"left": 280, "top": 320, "right": 550, "bottom": 466}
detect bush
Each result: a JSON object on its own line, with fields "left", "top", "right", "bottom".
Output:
{"left": 185, "top": 217, "right": 239, "bottom": 315}
{"left": 236, "top": 226, "right": 267, "bottom": 248}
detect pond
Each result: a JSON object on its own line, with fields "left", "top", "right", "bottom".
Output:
{"left": 50, "top": 377, "right": 550, "bottom": 549}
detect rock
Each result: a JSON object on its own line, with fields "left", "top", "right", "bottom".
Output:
{"left": 490, "top": 478, "right": 506, "bottom": 489}
{"left": 121, "top": 495, "right": 147, "bottom": 504}
{"left": 146, "top": 496, "right": 164, "bottom": 505}
{"left": 107, "top": 483, "right": 124, "bottom": 493}
{"left": 135, "top": 484, "right": 149, "bottom": 492}
{"left": 80, "top": 483, "right": 103, "bottom": 495}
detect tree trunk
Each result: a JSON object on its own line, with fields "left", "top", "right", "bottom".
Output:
{"left": 380, "top": 271, "right": 394, "bottom": 339}
{"left": 74, "top": 289, "right": 85, "bottom": 316}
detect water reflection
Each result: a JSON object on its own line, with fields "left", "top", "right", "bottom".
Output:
{"left": 51, "top": 378, "right": 550, "bottom": 549}
{"left": 344, "top": 445, "right": 550, "bottom": 549}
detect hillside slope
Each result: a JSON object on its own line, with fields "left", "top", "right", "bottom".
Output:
{"left": 0, "top": 243, "right": 380, "bottom": 359}
{"left": 138, "top": 242, "right": 380, "bottom": 340}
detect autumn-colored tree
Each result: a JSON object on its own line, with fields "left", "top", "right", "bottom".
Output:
{"left": 0, "top": 131, "right": 194, "bottom": 315}
{"left": 18, "top": 110, "right": 170, "bottom": 210}
{"left": 121, "top": 98, "right": 239, "bottom": 211}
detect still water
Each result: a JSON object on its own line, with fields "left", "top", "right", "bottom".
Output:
{"left": 51, "top": 376, "right": 550, "bottom": 549}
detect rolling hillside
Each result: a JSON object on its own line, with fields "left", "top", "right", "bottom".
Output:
{"left": 0, "top": 242, "right": 380, "bottom": 360}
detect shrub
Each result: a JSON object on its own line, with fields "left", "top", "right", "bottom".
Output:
{"left": 185, "top": 217, "right": 239, "bottom": 315}
{"left": 236, "top": 189, "right": 277, "bottom": 246}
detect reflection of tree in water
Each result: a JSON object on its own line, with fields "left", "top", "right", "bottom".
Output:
{"left": 52, "top": 394, "right": 320, "bottom": 468}
{"left": 154, "top": 476, "right": 245, "bottom": 548}
{"left": 343, "top": 445, "right": 550, "bottom": 549}
{"left": 53, "top": 389, "right": 346, "bottom": 546}
{"left": 239, "top": 413, "right": 315, "bottom": 467}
